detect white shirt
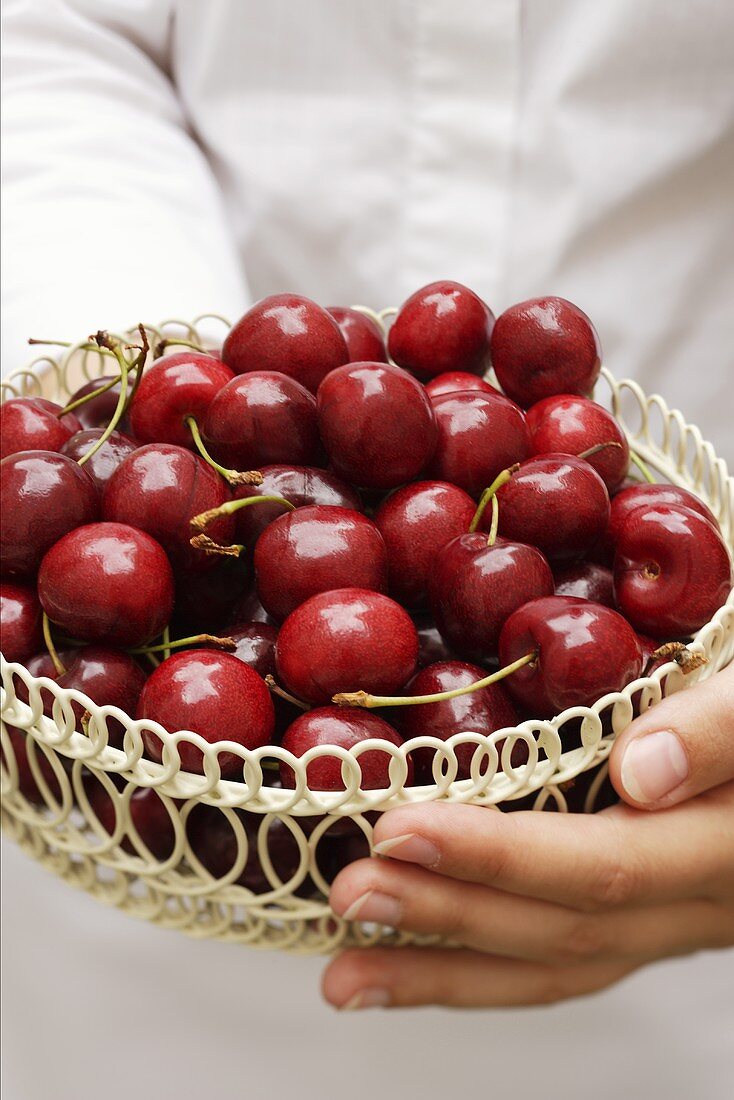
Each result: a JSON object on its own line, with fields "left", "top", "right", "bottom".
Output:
{"left": 2, "top": 3, "right": 733, "bottom": 1098}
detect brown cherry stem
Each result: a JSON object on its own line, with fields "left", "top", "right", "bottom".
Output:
{"left": 129, "top": 633, "right": 236, "bottom": 655}
{"left": 120, "top": 324, "right": 150, "bottom": 415}
{"left": 643, "top": 642, "right": 708, "bottom": 678}
{"left": 189, "top": 494, "right": 295, "bottom": 557}
{"left": 185, "top": 416, "right": 263, "bottom": 487}
{"left": 334, "top": 650, "right": 537, "bottom": 709}
{"left": 42, "top": 613, "right": 66, "bottom": 676}
{"left": 578, "top": 441, "right": 623, "bottom": 460}
{"left": 154, "top": 336, "right": 206, "bottom": 358}
{"left": 629, "top": 450, "right": 656, "bottom": 484}
{"left": 469, "top": 464, "right": 519, "bottom": 534}
{"left": 264, "top": 675, "right": 310, "bottom": 711}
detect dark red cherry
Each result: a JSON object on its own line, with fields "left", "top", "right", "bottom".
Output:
{"left": 275, "top": 588, "right": 419, "bottom": 705}
{"left": 187, "top": 806, "right": 302, "bottom": 893}
{"left": 129, "top": 351, "right": 233, "bottom": 447}
{"left": 86, "top": 779, "right": 176, "bottom": 859}
{"left": 1, "top": 727, "right": 63, "bottom": 805}
{"left": 398, "top": 660, "right": 520, "bottom": 781}
{"left": 0, "top": 451, "right": 99, "bottom": 578}
{"left": 103, "top": 443, "right": 233, "bottom": 572}
{"left": 1, "top": 582, "right": 43, "bottom": 663}
{"left": 138, "top": 650, "right": 274, "bottom": 777}
{"left": 172, "top": 558, "right": 250, "bottom": 635}
{"left": 491, "top": 454, "right": 610, "bottom": 564}
{"left": 413, "top": 614, "right": 461, "bottom": 667}
{"left": 374, "top": 481, "right": 476, "bottom": 608}
{"left": 60, "top": 429, "right": 138, "bottom": 493}
{"left": 254, "top": 505, "right": 388, "bottom": 621}
{"left": 613, "top": 504, "right": 732, "bottom": 636}
{"left": 228, "top": 621, "right": 278, "bottom": 678}
{"left": 327, "top": 307, "right": 388, "bottom": 363}
{"left": 0, "top": 397, "right": 81, "bottom": 459}
{"left": 388, "top": 281, "right": 495, "bottom": 379}
{"left": 222, "top": 294, "right": 349, "bottom": 394}
{"left": 56, "top": 647, "right": 147, "bottom": 749}
{"left": 491, "top": 297, "right": 601, "bottom": 407}
{"left": 317, "top": 363, "right": 437, "bottom": 490}
{"left": 430, "top": 534, "right": 554, "bottom": 660}
{"left": 10, "top": 648, "right": 79, "bottom": 708}
{"left": 202, "top": 371, "right": 324, "bottom": 470}
{"left": 526, "top": 395, "right": 630, "bottom": 492}
{"left": 38, "top": 522, "right": 174, "bottom": 647}
{"left": 65, "top": 376, "right": 127, "bottom": 431}
{"left": 498, "top": 596, "right": 643, "bottom": 716}
{"left": 226, "top": 584, "right": 276, "bottom": 628}
{"left": 554, "top": 562, "right": 615, "bottom": 607}
{"left": 425, "top": 372, "right": 499, "bottom": 401}
{"left": 606, "top": 484, "right": 719, "bottom": 554}
{"left": 280, "top": 707, "right": 412, "bottom": 790}
{"left": 428, "top": 391, "right": 530, "bottom": 497}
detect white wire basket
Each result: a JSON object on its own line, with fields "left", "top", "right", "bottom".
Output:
{"left": 2, "top": 311, "right": 733, "bottom": 955}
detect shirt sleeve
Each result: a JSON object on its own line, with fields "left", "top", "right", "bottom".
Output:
{"left": 1, "top": 0, "right": 249, "bottom": 374}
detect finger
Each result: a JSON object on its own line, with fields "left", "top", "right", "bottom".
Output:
{"left": 329, "top": 858, "right": 734, "bottom": 962}
{"left": 322, "top": 947, "right": 634, "bottom": 1010}
{"left": 368, "top": 783, "right": 734, "bottom": 910}
{"left": 610, "top": 664, "right": 734, "bottom": 809}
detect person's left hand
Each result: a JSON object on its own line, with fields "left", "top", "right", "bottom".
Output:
{"left": 322, "top": 664, "right": 734, "bottom": 1010}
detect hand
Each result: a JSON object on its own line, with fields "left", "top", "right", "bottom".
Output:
{"left": 322, "top": 664, "right": 734, "bottom": 1010}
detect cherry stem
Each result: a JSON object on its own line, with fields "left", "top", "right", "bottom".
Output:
{"left": 189, "top": 495, "right": 295, "bottom": 557}
{"left": 42, "top": 613, "right": 66, "bottom": 676}
{"left": 264, "top": 675, "right": 310, "bottom": 711}
{"left": 185, "top": 417, "right": 263, "bottom": 487}
{"left": 154, "top": 336, "right": 206, "bottom": 358}
{"left": 334, "top": 650, "right": 537, "bottom": 709}
{"left": 129, "top": 633, "right": 236, "bottom": 656}
{"left": 76, "top": 335, "right": 132, "bottom": 467}
{"left": 629, "top": 450, "right": 656, "bottom": 484}
{"left": 486, "top": 496, "right": 500, "bottom": 547}
{"left": 162, "top": 624, "right": 171, "bottom": 661}
{"left": 643, "top": 642, "right": 708, "bottom": 677}
{"left": 578, "top": 441, "right": 623, "bottom": 460}
{"left": 469, "top": 464, "right": 519, "bottom": 533}
{"left": 120, "top": 324, "right": 149, "bottom": 415}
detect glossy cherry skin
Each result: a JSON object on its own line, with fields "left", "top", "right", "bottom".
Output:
{"left": 138, "top": 650, "right": 275, "bottom": 777}
{"left": 613, "top": 504, "right": 733, "bottom": 636}
{"left": 491, "top": 454, "right": 610, "bottom": 564}
{"left": 129, "top": 351, "right": 233, "bottom": 447}
{"left": 65, "top": 376, "right": 128, "bottom": 432}
{"left": 429, "top": 534, "right": 554, "bottom": 660}
{"left": 60, "top": 429, "right": 138, "bottom": 493}
{"left": 498, "top": 596, "right": 643, "bottom": 716}
{"left": 554, "top": 562, "right": 615, "bottom": 607}
{"left": 606, "top": 483, "right": 719, "bottom": 555}
{"left": 172, "top": 558, "right": 250, "bottom": 635}
{"left": 254, "top": 505, "right": 388, "bottom": 621}
{"left": 0, "top": 451, "right": 99, "bottom": 578}
{"left": 0, "top": 583, "right": 43, "bottom": 662}
{"left": 317, "top": 363, "right": 437, "bottom": 490}
{"left": 398, "top": 660, "right": 520, "bottom": 781}
{"left": 187, "top": 806, "right": 302, "bottom": 892}
{"left": 374, "top": 481, "right": 476, "bottom": 608}
{"left": 275, "top": 588, "right": 419, "bottom": 705}
{"left": 87, "top": 780, "right": 176, "bottom": 860}
{"left": 222, "top": 294, "right": 349, "bottom": 394}
{"left": 227, "top": 622, "right": 278, "bottom": 678}
{"left": 280, "top": 707, "right": 412, "bottom": 791}
{"left": 202, "top": 371, "right": 324, "bottom": 470}
{"left": 232, "top": 464, "right": 362, "bottom": 547}
{"left": 38, "top": 522, "right": 174, "bottom": 647}
{"left": 56, "top": 647, "right": 148, "bottom": 749}
{"left": 0, "top": 398, "right": 82, "bottom": 460}
{"left": 526, "top": 395, "right": 630, "bottom": 492}
{"left": 327, "top": 307, "right": 388, "bottom": 363}
{"left": 491, "top": 297, "right": 601, "bottom": 408}
{"left": 1, "top": 727, "right": 63, "bottom": 805}
{"left": 428, "top": 391, "right": 530, "bottom": 497}
{"left": 103, "top": 443, "right": 233, "bottom": 573}
{"left": 425, "top": 372, "right": 499, "bottom": 401}
{"left": 413, "top": 614, "right": 461, "bottom": 667}
{"left": 388, "top": 281, "right": 495, "bottom": 379}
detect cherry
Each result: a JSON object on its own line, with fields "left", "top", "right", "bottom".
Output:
{"left": 413, "top": 614, "right": 460, "bottom": 667}
{"left": 388, "top": 281, "right": 495, "bottom": 379}
{"left": 55, "top": 647, "right": 148, "bottom": 749}
{"left": 428, "top": 391, "right": 530, "bottom": 497}
{"left": 491, "top": 297, "right": 601, "bottom": 407}
{"left": 526, "top": 395, "right": 630, "bottom": 492}
{"left": 137, "top": 650, "right": 274, "bottom": 777}
{"left": 226, "top": 584, "right": 276, "bottom": 628}
{"left": 554, "top": 562, "right": 615, "bottom": 607}
{"left": 491, "top": 454, "right": 610, "bottom": 563}
{"left": 498, "top": 596, "right": 643, "bottom": 716}
{"left": 187, "top": 806, "right": 302, "bottom": 892}
{"left": 222, "top": 294, "right": 349, "bottom": 394}
{"left": 129, "top": 351, "right": 233, "bottom": 447}
{"left": 398, "top": 660, "right": 520, "bottom": 781}
{"left": 60, "top": 429, "right": 138, "bottom": 493}
{"left": 0, "top": 451, "right": 99, "bottom": 578}
{"left": 86, "top": 779, "right": 176, "bottom": 859}
{"left": 232, "top": 464, "right": 362, "bottom": 547}
{"left": 103, "top": 444, "right": 234, "bottom": 572}
{"left": 64, "top": 376, "right": 128, "bottom": 432}
{"left": 228, "top": 621, "right": 278, "bottom": 678}
{"left": 10, "top": 648, "right": 78, "bottom": 708}
{"left": 38, "top": 522, "right": 174, "bottom": 647}
{"left": 202, "top": 371, "right": 325, "bottom": 470}
{"left": 425, "top": 372, "right": 499, "bottom": 401}
{"left": 613, "top": 503, "right": 733, "bottom": 636}
{"left": 0, "top": 397, "right": 82, "bottom": 459}
{"left": 172, "top": 558, "right": 250, "bottom": 635}
{"left": 1, "top": 727, "right": 63, "bottom": 805}
{"left": 254, "top": 505, "right": 388, "bottom": 621}
{"left": 280, "top": 707, "right": 412, "bottom": 790}
{"left": 327, "top": 307, "right": 388, "bottom": 363}
{"left": 275, "top": 588, "right": 419, "bottom": 705}
{"left": 429, "top": 534, "right": 554, "bottom": 660}
{"left": 374, "top": 480, "right": 476, "bottom": 608}
{"left": 606, "top": 483, "right": 719, "bottom": 555}
{"left": 317, "top": 363, "right": 437, "bottom": 490}
{"left": 0, "top": 583, "right": 43, "bottom": 663}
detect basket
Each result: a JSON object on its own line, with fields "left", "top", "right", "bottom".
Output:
{"left": 2, "top": 311, "right": 733, "bottom": 955}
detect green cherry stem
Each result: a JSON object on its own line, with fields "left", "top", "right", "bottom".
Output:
{"left": 486, "top": 495, "right": 500, "bottom": 547}
{"left": 162, "top": 624, "right": 172, "bottom": 661}
{"left": 129, "top": 633, "right": 236, "bottom": 656}
{"left": 42, "top": 613, "right": 66, "bottom": 676}
{"left": 629, "top": 449, "right": 656, "bottom": 484}
{"left": 154, "top": 336, "right": 206, "bottom": 358}
{"left": 76, "top": 336, "right": 131, "bottom": 467}
{"left": 578, "top": 441, "right": 623, "bottom": 461}
{"left": 189, "top": 495, "right": 296, "bottom": 557}
{"left": 333, "top": 650, "right": 538, "bottom": 709}
{"left": 185, "top": 416, "right": 263, "bottom": 487}
{"left": 120, "top": 324, "right": 150, "bottom": 415}
{"left": 469, "top": 464, "right": 519, "bottom": 534}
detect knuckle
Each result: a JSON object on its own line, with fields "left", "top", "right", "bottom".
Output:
{"left": 585, "top": 854, "right": 640, "bottom": 910}
{"left": 555, "top": 914, "right": 607, "bottom": 962}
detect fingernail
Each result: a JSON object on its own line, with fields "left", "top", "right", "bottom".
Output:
{"left": 340, "top": 987, "right": 391, "bottom": 1011}
{"left": 342, "top": 890, "right": 402, "bottom": 926}
{"left": 620, "top": 730, "right": 689, "bottom": 803}
{"left": 372, "top": 832, "right": 440, "bottom": 867}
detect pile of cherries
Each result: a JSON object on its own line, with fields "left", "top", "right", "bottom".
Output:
{"left": 2, "top": 284, "right": 732, "bottom": 852}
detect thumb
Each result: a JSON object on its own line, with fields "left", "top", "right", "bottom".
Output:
{"left": 609, "top": 662, "right": 734, "bottom": 810}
